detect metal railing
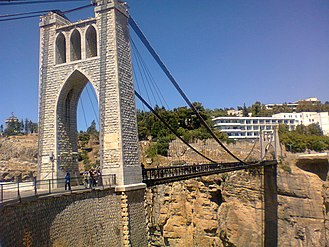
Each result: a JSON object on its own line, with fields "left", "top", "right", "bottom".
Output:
{"left": 142, "top": 160, "right": 278, "bottom": 186}
{"left": 0, "top": 174, "right": 116, "bottom": 204}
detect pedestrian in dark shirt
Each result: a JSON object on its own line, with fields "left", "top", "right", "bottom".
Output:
{"left": 89, "top": 169, "right": 94, "bottom": 188}
{"left": 65, "top": 172, "right": 71, "bottom": 191}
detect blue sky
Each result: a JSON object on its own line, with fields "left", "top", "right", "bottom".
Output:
{"left": 0, "top": 0, "right": 328, "bottom": 130}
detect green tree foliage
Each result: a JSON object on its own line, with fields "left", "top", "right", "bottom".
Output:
{"left": 279, "top": 124, "right": 329, "bottom": 153}
{"left": 242, "top": 103, "right": 249, "bottom": 117}
{"left": 86, "top": 120, "right": 99, "bottom": 136}
{"left": 210, "top": 108, "right": 228, "bottom": 117}
{"left": 2, "top": 116, "right": 37, "bottom": 136}
{"left": 78, "top": 132, "right": 90, "bottom": 147}
{"left": 248, "top": 101, "right": 271, "bottom": 117}
{"left": 137, "top": 102, "right": 228, "bottom": 157}
{"left": 296, "top": 100, "right": 329, "bottom": 112}
{"left": 271, "top": 104, "right": 294, "bottom": 114}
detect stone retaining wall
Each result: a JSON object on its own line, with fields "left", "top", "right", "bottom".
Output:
{"left": 0, "top": 189, "right": 123, "bottom": 247}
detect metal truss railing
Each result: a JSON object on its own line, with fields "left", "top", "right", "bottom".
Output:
{"left": 142, "top": 160, "right": 278, "bottom": 186}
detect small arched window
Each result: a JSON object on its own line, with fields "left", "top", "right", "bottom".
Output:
{"left": 70, "top": 29, "right": 81, "bottom": 61}
{"left": 85, "top": 25, "right": 97, "bottom": 58}
{"left": 55, "top": 33, "right": 66, "bottom": 64}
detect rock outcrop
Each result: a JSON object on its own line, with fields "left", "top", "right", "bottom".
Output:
{"left": 146, "top": 155, "right": 329, "bottom": 246}
{"left": 0, "top": 135, "right": 38, "bottom": 181}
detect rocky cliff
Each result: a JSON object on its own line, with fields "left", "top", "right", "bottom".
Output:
{"left": 146, "top": 154, "right": 329, "bottom": 246}
{"left": 0, "top": 135, "right": 38, "bottom": 181}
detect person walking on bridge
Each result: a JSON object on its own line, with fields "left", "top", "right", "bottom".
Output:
{"left": 65, "top": 172, "right": 71, "bottom": 191}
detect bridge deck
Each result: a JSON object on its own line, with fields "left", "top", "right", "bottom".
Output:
{"left": 142, "top": 160, "right": 278, "bottom": 186}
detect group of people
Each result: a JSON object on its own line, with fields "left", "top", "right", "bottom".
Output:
{"left": 83, "top": 168, "right": 101, "bottom": 189}
{"left": 63, "top": 168, "right": 102, "bottom": 192}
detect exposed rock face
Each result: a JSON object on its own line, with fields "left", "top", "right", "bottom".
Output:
{"left": 146, "top": 156, "right": 329, "bottom": 246}
{"left": 0, "top": 135, "right": 38, "bottom": 181}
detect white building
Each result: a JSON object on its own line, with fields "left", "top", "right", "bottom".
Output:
{"left": 212, "top": 116, "right": 296, "bottom": 139}
{"left": 273, "top": 112, "right": 329, "bottom": 135}
{"left": 227, "top": 109, "right": 243, "bottom": 117}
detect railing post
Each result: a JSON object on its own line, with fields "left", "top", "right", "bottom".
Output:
{"left": 0, "top": 184, "right": 3, "bottom": 203}
{"left": 48, "top": 179, "right": 51, "bottom": 194}
{"left": 33, "top": 177, "right": 37, "bottom": 196}
{"left": 17, "top": 180, "right": 21, "bottom": 200}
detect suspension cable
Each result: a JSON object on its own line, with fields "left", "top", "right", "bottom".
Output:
{"left": 0, "top": 3, "right": 93, "bottom": 22}
{"left": 129, "top": 16, "right": 246, "bottom": 164}
{"left": 135, "top": 90, "right": 218, "bottom": 164}
{"left": 131, "top": 37, "right": 169, "bottom": 109}
{"left": 85, "top": 84, "right": 99, "bottom": 126}
{"left": 0, "top": 0, "right": 88, "bottom": 6}
{"left": 243, "top": 139, "right": 257, "bottom": 161}
{"left": 132, "top": 61, "right": 146, "bottom": 112}
{"left": 131, "top": 39, "right": 153, "bottom": 106}
{"left": 0, "top": 9, "right": 52, "bottom": 18}
{"left": 131, "top": 38, "right": 159, "bottom": 107}
{"left": 79, "top": 97, "right": 88, "bottom": 130}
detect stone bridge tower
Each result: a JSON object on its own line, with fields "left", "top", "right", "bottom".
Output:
{"left": 38, "top": 1, "right": 147, "bottom": 244}
{"left": 38, "top": 0, "right": 143, "bottom": 190}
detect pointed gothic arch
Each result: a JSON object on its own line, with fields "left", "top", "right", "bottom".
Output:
{"left": 70, "top": 29, "right": 81, "bottom": 61}
{"left": 85, "top": 25, "right": 97, "bottom": 58}
{"left": 55, "top": 33, "right": 66, "bottom": 64}
{"left": 56, "top": 70, "right": 97, "bottom": 172}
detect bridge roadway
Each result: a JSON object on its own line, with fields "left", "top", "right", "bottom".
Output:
{"left": 142, "top": 160, "right": 278, "bottom": 186}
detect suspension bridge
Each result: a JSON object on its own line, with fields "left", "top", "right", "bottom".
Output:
{"left": 0, "top": 0, "right": 279, "bottom": 197}
{"left": 0, "top": 1, "right": 278, "bottom": 246}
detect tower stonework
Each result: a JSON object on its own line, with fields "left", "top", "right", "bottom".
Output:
{"left": 38, "top": 1, "right": 147, "bottom": 245}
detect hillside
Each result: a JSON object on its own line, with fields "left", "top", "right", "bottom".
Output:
{"left": 0, "top": 135, "right": 38, "bottom": 181}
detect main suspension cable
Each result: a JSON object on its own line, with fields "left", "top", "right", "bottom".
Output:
{"left": 0, "top": 3, "right": 93, "bottom": 22}
{"left": 0, "top": 0, "right": 87, "bottom": 6}
{"left": 129, "top": 16, "right": 246, "bottom": 164}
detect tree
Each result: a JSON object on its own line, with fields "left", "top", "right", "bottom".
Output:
{"left": 307, "top": 123, "right": 323, "bottom": 136}
{"left": 20, "top": 119, "right": 24, "bottom": 133}
{"left": 87, "top": 120, "right": 98, "bottom": 135}
{"left": 279, "top": 123, "right": 329, "bottom": 153}
{"left": 242, "top": 103, "right": 249, "bottom": 117}
{"left": 24, "top": 118, "right": 29, "bottom": 134}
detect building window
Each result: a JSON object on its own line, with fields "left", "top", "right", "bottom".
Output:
{"left": 85, "top": 25, "right": 97, "bottom": 58}
{"left": 55, "top": 33, "right": 66, "bottom": 64}
{"left": 70, "top": 29, "right": 81, "bottom": 61}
